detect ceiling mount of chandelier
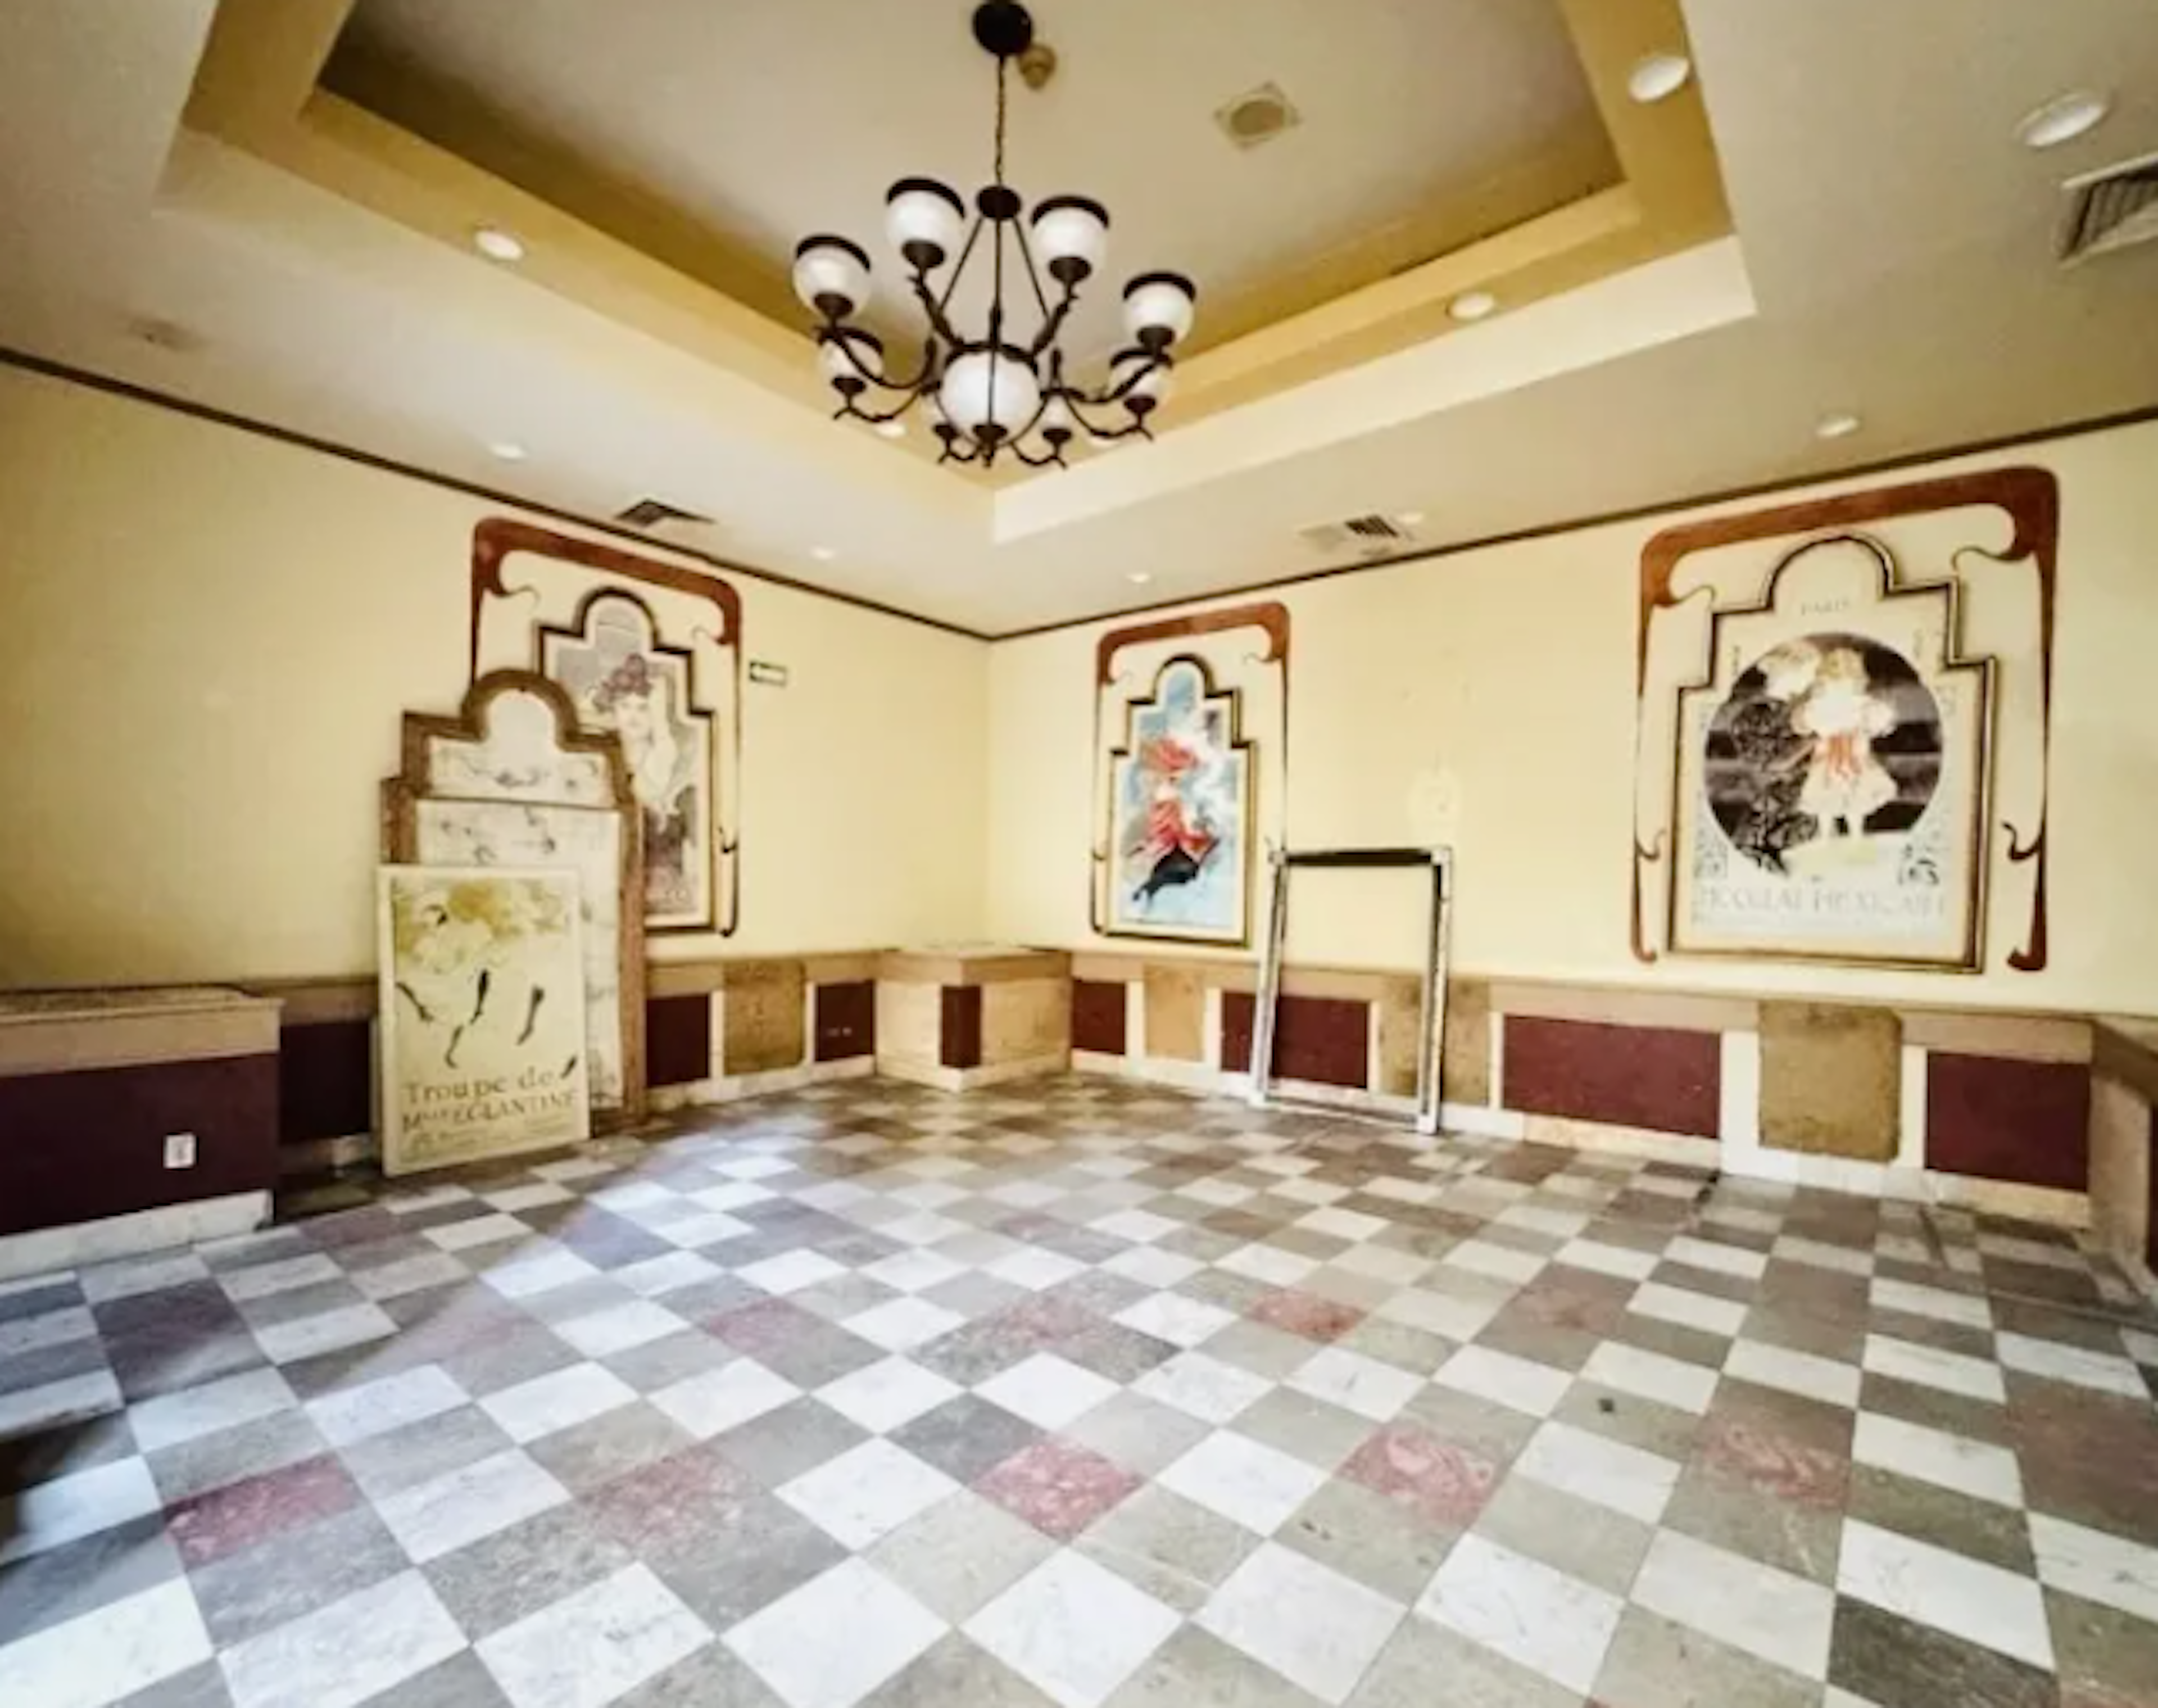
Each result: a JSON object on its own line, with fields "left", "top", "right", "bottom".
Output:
{"left": 791, "top": 1, "right": 1197, "bottom": 469}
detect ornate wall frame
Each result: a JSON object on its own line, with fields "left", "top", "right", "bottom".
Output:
{"left": 1633, "top": 469, "right": 2058, "bottom": 972}
{"left": 383, "top": 669, "right": 647, "bottom": 1123}
{"left": 471, "top": 517, "right": 743, "bottom": 937}
{"left": 1090, "top": 601, "right": 1290, "bottom": 941}
{"left": 1103, "top": 655, "right": 1258, "bottom": 945}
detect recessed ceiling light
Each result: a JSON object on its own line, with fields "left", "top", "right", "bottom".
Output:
{"left": 472, "top": 225, "right": 527, "bottom": 262}
{"left": 809, "top": 546, "right": 837, "bottom": 561}
{"left": 486, "top": 440, "right": 527, "bottom": 462}
{"left": 1628, "top": 52, "right": 1693, "bottom": 104}
{"left": 1126, "top": 571, "right": 1153, "bottom": 585}
{"left": 1448, "top": 291, "right": 1498, "bottom": 323}
{"left": 1815, "top": 412, "right": 1863, "bottom": 441}
{"left": 2015, "top": 90, "right": 2110, "bottom": 150}
{"left": 873, "top": 419, "right": 906, "bottom": 439}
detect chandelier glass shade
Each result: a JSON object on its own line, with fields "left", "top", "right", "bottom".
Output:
{"left": 791, "top": 1, "right": 1197, "bottom": 468}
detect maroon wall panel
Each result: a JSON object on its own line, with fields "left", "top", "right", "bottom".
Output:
{"left": 1071, "top": 980, "right": 1128, "bottom": 1057}
{"left": 1926, "top": 1052, "right": 2091, "bottom": 1191}
{"left": 940, "top": 986, "right": 983, "bottom": 1071}
{"left": 646, "top": 994, "right": 713, "bottom": 1088}
{"left": 279, "top": 1019, "right": 372, "bottom": 1146}
{"left": 0, "top": 1054, "right": 279, "bottom": 1236}
{"left": 1503, "top": 1016, "right": 1722, "bottom": 1139}
{"left": 1219, "top": 991, "right": 1370, "bottom": 1090}
{"left": 815, "top": 981, "right": 876, "bottom": 1063}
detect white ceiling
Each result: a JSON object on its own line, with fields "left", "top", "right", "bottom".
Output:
{"left": 328, "top": 0, "right": 1617, "bottom": 364}
{"left": 1, "top": 0, "right": 2156, "bottom": 637}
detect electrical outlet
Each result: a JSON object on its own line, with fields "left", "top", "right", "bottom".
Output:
{"left": 163, "top": 1132, "right": 197, "bottom": 1170}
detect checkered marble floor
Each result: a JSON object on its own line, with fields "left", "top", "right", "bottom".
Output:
{"left": 7, "top": 1076, "right": 2158, "bottom": 1708}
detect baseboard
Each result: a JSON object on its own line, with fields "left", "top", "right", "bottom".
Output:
{"left": 0, "top": 1190, "right": 272, "bottom": 1283}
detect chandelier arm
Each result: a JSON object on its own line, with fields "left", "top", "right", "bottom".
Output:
{"left": 820, "top": 329, "right": 939, "bottom": 399}
{"left": 1012, "top": 220, "right": 1052, "bottom": 320}
{"left": 1071, "top": 350, "right": 1169, "bottom": 409}
{"left": 932, "top": 216, "right": 986, "bottom": 320}
{"left": 1026, "top": 282, "right": 1081, "bottom": 359}
{"left": 1011, "top": 439, "right": 1068, "bottom": 469}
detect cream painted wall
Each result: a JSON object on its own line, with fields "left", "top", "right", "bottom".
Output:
{"left": 986, "top": 421, "right": 2158, "bottom": 1016}
{"left": 0, "top": 368, "right": 988, "bottom": 986}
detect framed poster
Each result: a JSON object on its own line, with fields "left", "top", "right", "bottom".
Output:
{"left": 377, "top": 866, "right": 590, "bottom": 1175}
{"left": 388, "top": 671, "right": 646, "bottom": 1121}
{"left": 1633, "top": 468, "right": 2057, "bottom": 972}
{"left": 1667, "top": 537, "right": 1991, "bottom": 967}
{"left": 542, "top": 592, "right": 715, "bottom": 932}
{"left": 1105, "top": 656, "right": 1254, "bottom": 943}
{"left": 470, "top": 518, "right": 742, "bottom": 936}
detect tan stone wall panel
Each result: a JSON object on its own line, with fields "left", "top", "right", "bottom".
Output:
{"left": 722, "top": 961, "right": 806, "bottom": 1076}
{"left": 982, "top": 978, "right": 1071, "bottom": 1067}
{"left": 875, "top": 981, "right": 941, "bottom": 1075}
{"left": 2088, "top": 1073, "right": 2152, "bottom": 1276}
{"left": 1373, "top": 976, "right": 1422, "bottom": 1099}
{"left": 1444, "top": 978, "right": 1493, "bottom": 1107}
{"left": 1144, "top": 967, "right": 1206, "bottom": 1062}
{"left": 1759, "top": 1002, "right": 1901, "bottom": 1160}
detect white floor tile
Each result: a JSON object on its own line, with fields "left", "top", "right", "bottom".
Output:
{"left": 0, "top": 1576, "right": 210, "bottom": 1708}
{"left": 424, "top": 1213, "right": 530, "bottom": 1252}
{"left": 79, "top": 1253, "right": 210, "bottom": 1304}
{"left": 1114, "top": 1293, "right": 1237, "bottom": 1349}
{"left": 817, "top": 1358, "right": 962, "bottom": 1434}
{"left": 1666, "top": 1236, "right": 1770, "bottom": 1280}
{"left": 966, "top": 1548, "right": 1180, "bottom": 1708}
{"left": 1515, "top": 1420, "right": 1679, "bottom": 1524}
{"left": 477, "top": 1563, "right": 709, "bottom": 1708}
{"left": 727, "top": 1559, "right": 943, "bottom": 1708}
{"left": 779, "top": 1439, "right": 958, "bottom": 1548}
{"left": 480, "top": 1182, "right": 574, "bottom": 1213}
{"left": 1630, "top": 1282, "right": 1746, "bottom": 1338}
{"left": 1554, "top": 1239, "right": 1658, "bottom": 1282}
{"left": 611, "top": 1252, "right": 722, "bottom": 1298}
{"left": 1417, "top": 1533, "right": 1622, "bottom": 1695}
{"left": 1158, "top": 1430, "right": 1329, "bottom": 1535}
{"left": 1198, "top": 1541, "right": 1404, "bottom": 1704}
{"left": 740, "top": 1252, "right": 850, "bottom": 1297}
{"left": 1631, "top": 1528, "right": 1835, "bottom": 1680}
{"left": 691, "top": 1182, "right": 776, "bottom": 1213}
{"left": 219, "top": 1570, "right": 463, "bottom": 1708}
{"left": 1852, "top": 1412, "right": 2024, "bottom": 1508}
{"left": 1442, "top": 1240, "right": 1547, "bottom": 1284}
{"left": 650, "top": 1359, "right": 800, "bottom": 1439}
{"left": 846, "top": 1296, "right": 967, "bottom": 1352}
{"left": 0, "top": 1303, "right": 98, "bottom": 1359}
{"left": 1869, "top": 1277, "right": 1992, "bottom": 1330}
{"left": 1772, "top": 1236, "right": 1874, "bottom": 1276}
{"left": 1329, "top": 1244, "right": 1434, "bottom": 1287}
{"left": 1837, "top": 1520, "right": 2053, "bottom": 1669}
{"left": 482, "top": 1362, "right": 638, "bottom": 1446}
{"left": 859, "top": 1251, "right": 967, "bottom": 1295}
{"left": 1996, "top": 1332, "right": 2149, "bottom": 1397}
{"left": 308, "top": 1365, "right": 468, "bottom": 1448}
{"left": 1583, "top": 1342, "right": 1720, "bottom": 1415}
{"left": 0, "top": 1456, "right": 162, "bottom": 1565}
{"left": 480, "top": 1247, "right": 601, "bottom": 1300}
{"left": 1495, "top": 1204, "right": 1592, "bottom": 1241}
{"left": 1434, "top": 1345, "right": 1571, "bottom": 1418}
{"left": 555, "top": 1301, "right": 686, "bottom": 1359}
{"left": 129, "top": 1367, "right": 295, "bottom": 1453}
{"left": 1860, "top": 1335, "right": 2007, "bottom": 1403}
{"left": 0, "top": 1371, "right": 122, "bottom": 1440}
{"left": 1134, "top": 1352, "right": 1273, "bottom": 1425}
{"left": 1377, "top": 1285, "right": 1505, "bottom": 1343}
{"left": 1299, "top": 1207, "right": 1389, "bottom": 1243}
{"left": 1104, "top": 1247, "right": 1204, "bottom": 1289}
{"left": 375, "top": 1449, "right": 569, "bottom": 1563}
{"left": 1288, "top": 1347, "right": 1422, "bottom": 1421}
{"left": 352, "top": 1251, "right": 469, "bottom": 1301}
{"left": 219, "top": 1253, "right": 342, "bottom": 1303}
{"left": 1218, "top": 1245, "right": 1318, "bottom": 1287}
{"left": 252, "top": 1303, "right": 398, "bottom": 1365}
{"left": 2030, "top": 1513, "right": 2158, "bottom": 1624}
{"left": 986, "top": 1248, "right": 1085, "bottom": 1291}
{"left": 1724, "top": 1339, "right": 1862, "bottom": 1410}
{"left": 976, "top": 1354, "right": 1119, "bottom": 1429}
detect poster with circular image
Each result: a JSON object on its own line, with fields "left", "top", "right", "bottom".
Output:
{"left": 1670, "top": 546, "right": 1991, "bottom": 967}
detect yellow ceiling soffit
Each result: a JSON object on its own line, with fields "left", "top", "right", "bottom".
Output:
{"left": 179, "top": 0, "right": 1729, "bottom": 477}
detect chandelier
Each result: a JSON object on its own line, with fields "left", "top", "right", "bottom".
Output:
{"left": 790, "top": 1, "right": 1198, "bottom": 469}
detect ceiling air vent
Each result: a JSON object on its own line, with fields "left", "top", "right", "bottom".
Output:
{"left": 2060, "top": 149, "right": 2158, "bottom": 264}
{"left": 1216, "top": 83, "right": 1300, "bottom": 149}
{"left": 614, "top": 496, "right": 714, "bottom": 532}
{"left": 1295, "top": 513, "right": 1420, "bottom": 561}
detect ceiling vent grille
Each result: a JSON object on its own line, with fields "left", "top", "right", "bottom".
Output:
{"left": 2060, "top": 150, "right": 2158, "bottom": 264}
{"left": 614, "top": 496, "right": 715, "bottom": 533}
{"left": 1295, "top": 513, "right": 1420, "bottom": 560}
